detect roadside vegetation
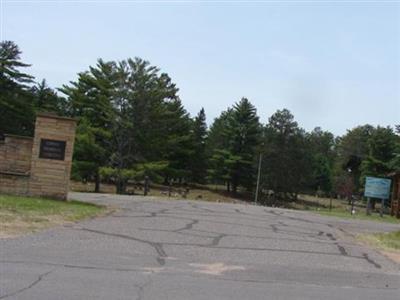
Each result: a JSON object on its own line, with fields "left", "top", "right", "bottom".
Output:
{"left": 0, "top": 194, "right": 106, "bottom": 237}
{"left": 358, "top": 231, "right": 400, "bottom": 263}
{"left": 1, "top": 40, "right": 399, "bottom": 215}
{"left": 359, "top": 231, "right": 400, "bottom": 251}
{"left": 294, "top": 194, "right": 400, "bottom": 224}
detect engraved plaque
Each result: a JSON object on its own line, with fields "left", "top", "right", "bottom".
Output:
{"left": 39, "top": 139, "right": 66, "bottom": 160}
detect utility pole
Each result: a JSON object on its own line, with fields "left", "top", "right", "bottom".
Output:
{"left": 255, "top": 152, "right": 263, "bottom": 205}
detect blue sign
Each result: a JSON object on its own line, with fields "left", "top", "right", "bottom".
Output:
{"left": 364, "top": 177, "right": 391, "bottom": 199}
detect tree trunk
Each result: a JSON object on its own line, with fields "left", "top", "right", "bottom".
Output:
{"left": 116, "top": 178, "right": 126, "bottom": 194}
{"left": 94, "top": 171, "right": 100, "bottom": 193}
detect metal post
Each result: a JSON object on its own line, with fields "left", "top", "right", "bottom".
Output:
{"left": 255, "top": 152, "right": 263, "bottom": 205}
{"left": 380, "top": 198, "right": 384, "bottom": 217}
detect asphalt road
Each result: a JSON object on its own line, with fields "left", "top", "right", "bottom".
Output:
{"left": 1, "top": 192, "right": 399, "bottom": 300}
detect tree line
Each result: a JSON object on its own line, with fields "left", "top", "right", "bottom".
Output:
{"left": 1, "top": 41, "right": 399, "bottom": 202}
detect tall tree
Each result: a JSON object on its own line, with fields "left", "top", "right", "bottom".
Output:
{"left": 31, "top": 79, "right": 67, "bottom": 115}
{"left": 334, "top": 125, "right": 374, "bottom": 195}
{"left": 360, "top": 126, "right": 397, "bottom": 179}
{"left": 62, "top": 57, "right": 187, "bottom": 193}
{"left": 307, "top": 127, "right": 336, "bottom": 194}
{"left": 261, "top": 109, "right": 311, "bottom": 200}
{"left": 189, "top": 108, "right": 208, "bottom": 183}
{"left": 389, "top": 125, "right": 400, "bottom": 172}
{"left": 207, "top": 109, "right": 235, "bottom": 190}
{"left": 60, "top": 59, "right": 116, "bottom": 192}
{"left": 227, "top": 98, "right": 261, "bottom": 192}
{"left": 0, "top": 41, "right": 35, "bottom": 135}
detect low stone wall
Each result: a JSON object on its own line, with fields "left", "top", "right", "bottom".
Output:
{"left": 0, "top": 172, "right": 30, "bottom": 196}
{"left": 0, "top": 135, "right": 33, "bottom": 174}
{"left": 0, "top": 114, "right": 77, "bottom": 200}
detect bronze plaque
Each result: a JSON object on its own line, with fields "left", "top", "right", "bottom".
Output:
{"left": 39, "top": 139, "right": 66, "bottom": 160}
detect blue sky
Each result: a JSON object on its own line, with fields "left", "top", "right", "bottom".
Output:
{"left": 1, "top": 0, "right": 399, "bottom": 135}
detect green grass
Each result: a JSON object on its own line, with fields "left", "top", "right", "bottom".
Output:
{"left": 0, "top": 194, "right": 106, "bottom": 237}
{"left": 316, "top": 209, "right": 400, "bottom": 224}
{"left": 285, "top": 194, "right": 400, "bottom": 224}
{"left": 359, "top": 231, "right": 400, "bottom": 252}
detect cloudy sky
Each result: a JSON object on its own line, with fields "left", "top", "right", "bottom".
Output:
{"left": 1, "top": 0, "right": 399, "bottom": 135}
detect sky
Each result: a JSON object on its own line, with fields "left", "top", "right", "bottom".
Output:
{"left": 1, "top": 0, "right": 399, "bottom": 135}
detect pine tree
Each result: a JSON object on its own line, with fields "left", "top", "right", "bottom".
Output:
{"left": 262, "top": 109, "right": 311, "bottom": 200}
{"left": 0, "top": 41, "right": 35, "bottom": 135}
{"left": 207, "top": 109, "right": 234, "bottom": 190}
{"left": 60, "top": 59, "right": 116, "bottom": 192}
{"left": 31, "top": 79, "right": 67, "bottom": 114}
{"left": 207, "top": 99, "right": 261, "bottom": 193}
{"left": 227, "top": 98, "right": 261, "bottom": 193}
{"left": 360, "top": 126, "right": 397, "bottom": 178}
{"left": 307, "top": 127, "right": 336, "bottom": 194}
{"left": 189, "top": 108, "right": 208, "bottom": 183}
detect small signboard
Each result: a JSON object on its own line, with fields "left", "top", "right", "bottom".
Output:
{"left": 39, "top": 139, "right": 66, "bottom": 161}
{"left": 364, "top": 177, "right": 391, "bottom": 199}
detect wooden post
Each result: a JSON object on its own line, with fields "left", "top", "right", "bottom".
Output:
{"left": 366, "top": 197, "right": 371, "bottom": 215}
{"left": 144, "top": 176, "right": 149, "bottom": 196}
{"left": 380, "top": 198, "right": 384, "bottom": 217}
{"left": 168, "top": 181, "right": 172, "bottom": 197}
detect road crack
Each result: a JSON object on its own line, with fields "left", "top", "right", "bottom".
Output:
{"left": 0, "top": 269, "right": 54, "bottom": 299}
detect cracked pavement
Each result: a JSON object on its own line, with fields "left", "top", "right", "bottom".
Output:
{"left": 1, "top": 192, "right": 399, "bottom": 299}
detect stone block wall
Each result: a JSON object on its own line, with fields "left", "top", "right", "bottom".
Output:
{"left": 0, "top": 135, "right": 33, "bottom": 174}
{"left": 0, "top": 173, "right": 30, "bottom": 196}
{"left": 0, "top": 113, "right": 77, "bottom": 200}
{"left": 0, "top": 135, "right": 33, "bottom": 196}
{"left": 29, "top": 114, "right": 77, "bottom": 200}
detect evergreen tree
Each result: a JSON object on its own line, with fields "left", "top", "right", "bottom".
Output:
{"left": 207, "top": 100, "right": 261, "bottom": 193}
{"left": 307, "top": 127, "right": 336, "bottom": 194}
{"left": 60, "top": 59, "right": 116, "bottom": 192}
{"left": 227, "top": 98, "right": 261, "bottom": 192}
{"left": 207, "top": 109, "right": 235, "bottom": 190}
{"left": 389, "top": 125, "right": 400, "bottom": 172}
{"left": 189, "top": 108, "right": 208, "bottom": 183}
{"left": 261, "top": 109, "right": 311, "bottom": 200}
{"left": 360, "top": 126, "right": 397, "bottom": 179}
{"left": 0, "top": 41, "right": 35, "bottom": 135}
{"left": 334, "top": 125, "right": 374, "bottom": 195}
{"left": 31, "top": 79, "right": 67, "bottom": 114}
{"left": 161, "top": 98, "right": 192, "bottom": 183}
{"left": 62, "top": 57, "right": 186, "bottom": 193}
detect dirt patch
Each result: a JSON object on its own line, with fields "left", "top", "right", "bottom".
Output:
{"left": 382, "top": 251, "right": 400, "bottom": 264}
{"left": 356, "top": 232, "right": 400, "bottom": 265}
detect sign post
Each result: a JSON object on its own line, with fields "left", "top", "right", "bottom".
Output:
{"left": 364, "top": 177, "right": 391, "bottom": 217}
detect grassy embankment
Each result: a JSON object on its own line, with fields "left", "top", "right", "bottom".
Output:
{"left": 292, "top": 194, "right": 400, "bottom": 224}
{"left": 358, "top": 231, "right": 400, "bottom": 263}
{"left": 0, "top": 194, "right": 106, "bottom": 237}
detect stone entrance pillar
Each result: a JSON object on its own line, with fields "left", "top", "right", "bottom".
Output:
{"left": 29, "top": 113, "right": 77, "bottom": 200}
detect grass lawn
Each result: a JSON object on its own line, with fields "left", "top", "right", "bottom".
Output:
{"left": 0, "top": 194, "right": 106, "bottom": 238}
{"left": 316, "top": 209, "right": 400, "bottom": 224}
{"left": 289, "top": 194, "right": 400, "bottom": 224}
{"left": 358, "top": 231, "right": 400, "bottom": 263}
